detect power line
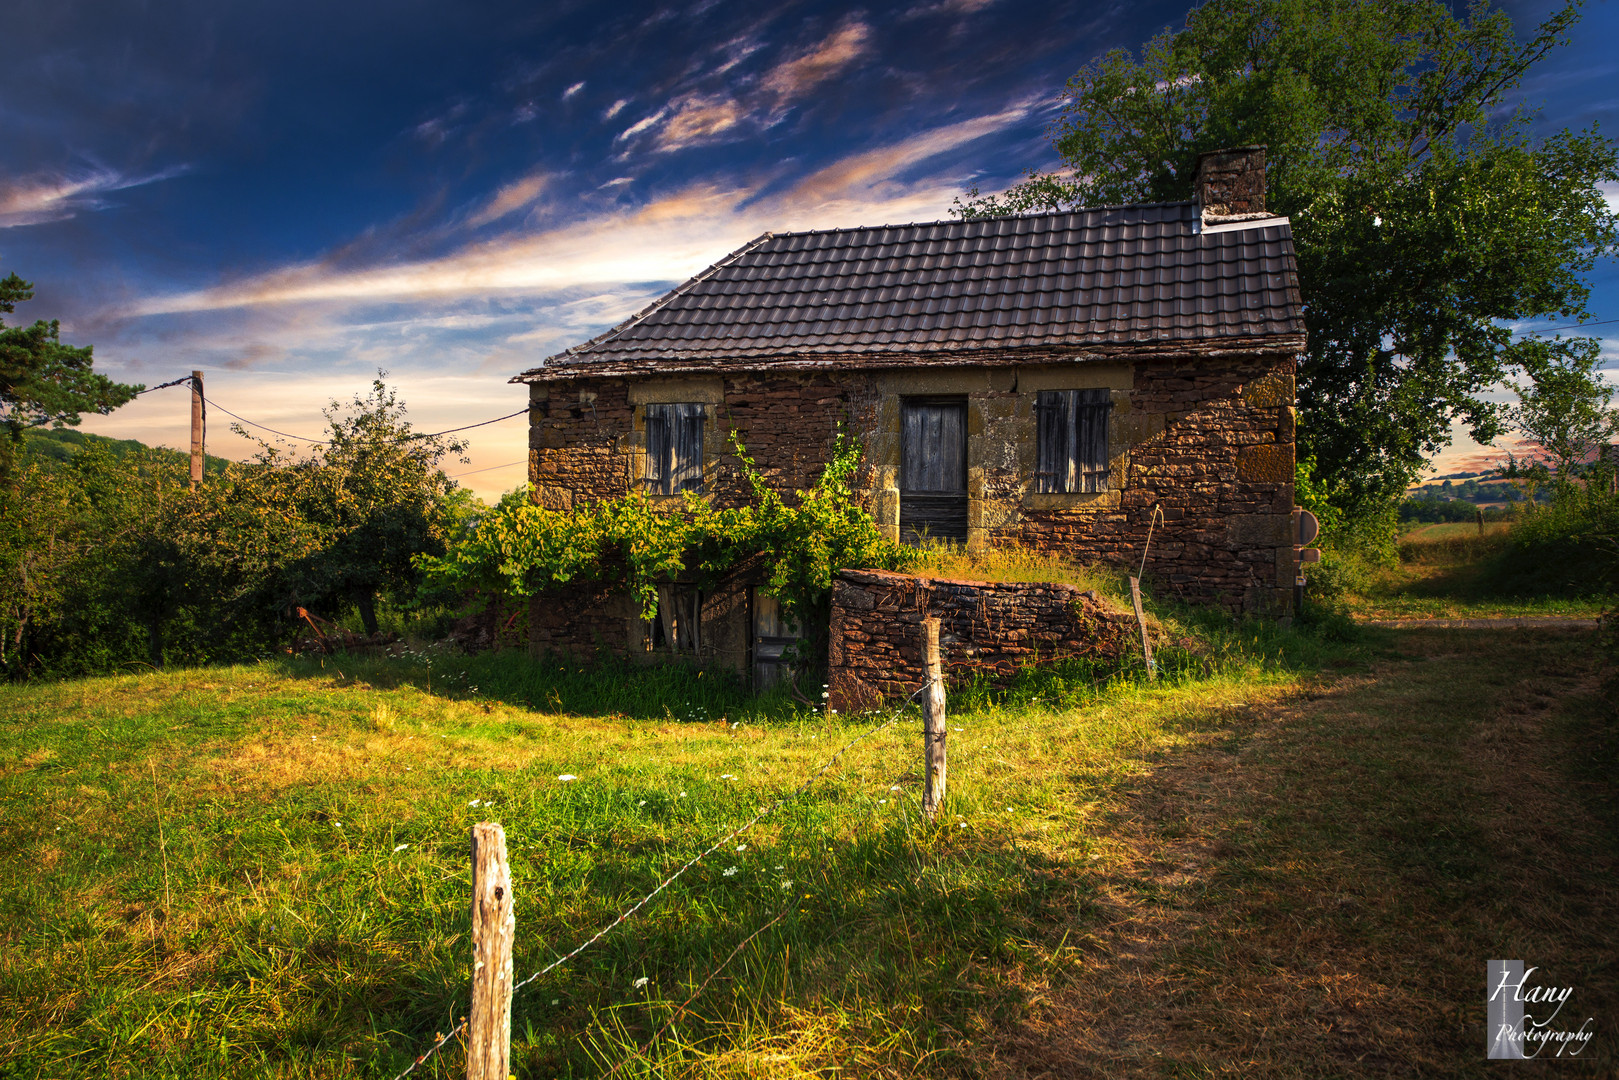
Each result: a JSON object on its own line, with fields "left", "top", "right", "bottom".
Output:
{"left": 204, "top": 396, "right": 329, "bottom": 444}
{"left": 133, "top": 376, "right": 192, "bottom": 397}
{"left": 1515, "top": 317, "right": 1618, "bottom": 336}
{"left": 202, "top": 396, "right": 532, "bottom": 447}
{"left": 448, "top": 459, "right": 527, "bottom": 478}
{"left": 413, "top": 408, "right": 530, "bottom": 439}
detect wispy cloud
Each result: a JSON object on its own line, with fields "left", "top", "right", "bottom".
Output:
{"left": 604, "top": 98, "right": 630, "bottom": 120}
{"left": 653, "top": 93, "right": 744, "bottom": 152}
{"left": 0, "top": 165, "right": 188, "bottom": 228}
{"left": 562, "top": 81, "right": 585, "bottom": 99}
{"left": 615, "top": 107, "right": 667, "bottom": 142}
{"left": 466, "top": 171, "right": 550, "bottom": 228}
{"left": 759, "top": 20, "right": 871, "bottom": 102}
{"left": 126, "top": 103, "right": 1027, "bottom": 318}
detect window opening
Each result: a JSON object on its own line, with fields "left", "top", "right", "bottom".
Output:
{"left": 644, "top": 403, "right": 705, "bottom": 495}
{"left": 646, "top": 584, "right": 702, "bottom": 654}
{"left": 1034, "top": 389, "right": 1112, "bottom": 493}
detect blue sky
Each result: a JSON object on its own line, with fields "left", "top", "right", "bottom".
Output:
{"left": 2, "top": 0, "right": 1615, "bottom": 499}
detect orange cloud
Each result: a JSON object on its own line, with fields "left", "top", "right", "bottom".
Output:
{"left": 760, "top": 21, "right": 871, "bottom": 101}
{"left": 466, "top": 171, "right": 550, "bottom": 228}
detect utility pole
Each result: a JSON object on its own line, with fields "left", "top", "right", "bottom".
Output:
{"left": 189, "top": 371, "right": 204, "bottom": 490}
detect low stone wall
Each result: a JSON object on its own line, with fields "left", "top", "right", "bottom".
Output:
{"left": 827, "top": 569, "right": 1137, "bottom": 711}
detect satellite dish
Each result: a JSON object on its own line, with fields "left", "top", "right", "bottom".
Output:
{"left": 1296, "top": 508, "right": 1320, "bottom": 546}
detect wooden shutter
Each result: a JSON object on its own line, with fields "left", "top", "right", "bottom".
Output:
{"left": 1074, "top": 389, "right": 1111, "bottom": 492}
{"left": 644, "top": 403, "right": 705, "bottom": 495}
{"left": 1035, "top": 389, "right": 1111, "bottom": 493}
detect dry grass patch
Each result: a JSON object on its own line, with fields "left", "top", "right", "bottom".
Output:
{"left": 982, "top": 629, "right": 1618, "bottom": 1078}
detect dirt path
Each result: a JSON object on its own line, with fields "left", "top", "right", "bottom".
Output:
{"left": 987, "top": 627, "right": 1618, "bottom": 1078}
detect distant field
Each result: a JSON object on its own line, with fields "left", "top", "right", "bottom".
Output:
{"left": 1399, "top": 521, "right": 1513, "bottom": 543}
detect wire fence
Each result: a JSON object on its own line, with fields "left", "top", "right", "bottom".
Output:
{"left": 388, "top": 684, "right": 927, "bottom": 1080}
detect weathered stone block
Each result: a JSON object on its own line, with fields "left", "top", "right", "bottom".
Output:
{"left": 1241, "top": 373, "right": 1295, "bottom": 408}
{"left": 1227, "top": 513, "right": 1291, "bottom": 546}
{"left": 1237, "top": 443, "right": 1291, "bottom": 483}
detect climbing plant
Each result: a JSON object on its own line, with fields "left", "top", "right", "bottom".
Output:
{"left": 415, "top": 431, "right": 914, "bottom": 627}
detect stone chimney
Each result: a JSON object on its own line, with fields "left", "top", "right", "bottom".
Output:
{"left": 1195, "top": 146, "right": 1268, "bottom": 224}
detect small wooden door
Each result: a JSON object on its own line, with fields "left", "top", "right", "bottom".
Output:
{"left": 752, "top": 590, "right": 800, "bottom": 690}
{"left": 900, "top": 397, "right": 968, "bottom": 545}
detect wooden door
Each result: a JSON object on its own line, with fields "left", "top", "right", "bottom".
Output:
{"left": 900, "top": 397, "right": 968, "bottom": 545}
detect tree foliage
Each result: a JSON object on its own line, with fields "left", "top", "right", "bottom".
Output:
{"left": 957, "top": 0, "right": 1619, "bottom": 516}
{"left": 1500, "top": 336, "right": 1619, "bottom": 481}
{"left": 0, "top": 273, "right": 140, "bottom": 479}
{"left": 1, "top": 378, "right": 472, "bottom": 678}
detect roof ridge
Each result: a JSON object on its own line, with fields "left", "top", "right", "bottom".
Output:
{"left": 758, "top": 201, "right": 1198, "bottom": 240}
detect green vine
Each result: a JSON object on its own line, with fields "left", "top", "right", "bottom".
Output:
{"left": 416, "top": 430, "right": 914, "bottom": 627}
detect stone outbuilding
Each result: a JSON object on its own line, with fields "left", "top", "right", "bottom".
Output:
{"left": 512, "top": 146, "right": 1304, "bottom": 679}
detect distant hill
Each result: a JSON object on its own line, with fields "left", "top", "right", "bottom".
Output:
{"left": 22, "top": 428, "right": 235, "bottom": 474}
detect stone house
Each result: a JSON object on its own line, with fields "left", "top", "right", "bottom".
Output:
{"left": 512, "top": 146, "right": 1304, "bottom": 680}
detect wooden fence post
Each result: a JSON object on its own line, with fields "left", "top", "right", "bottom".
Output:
{"left": 468, "top": 822, "right": 515, "bottom": 1080}
{"left": 920, "top": 617, "right": 946, "bottom": 822}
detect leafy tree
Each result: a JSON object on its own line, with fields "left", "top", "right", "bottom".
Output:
{"left": 956, "top": 0, "right": 1619, "bottom": 517}
{"left": 0, "top": 273, "right": 141, "bottom": 479}
{"left": 234, "top": 377, "right": 469, "bottom": 634}
{"left": 1501, "top": 335, "right": 1619, "bottom": 481}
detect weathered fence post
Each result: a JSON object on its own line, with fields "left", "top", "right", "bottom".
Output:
{"left": 468, "top": 822, "right": 515, "bottom": 1080}
{"left": 920, "top": 617, "right": 947, "bottom": 821}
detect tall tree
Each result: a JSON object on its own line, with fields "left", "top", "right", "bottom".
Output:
{"left": 956, "top": 0, "right": 1619, "bottom": 517}
{"left": 1501, "top": 336, "right": 1619, "bottom": 480}
{"left": 0, "top": 273, "right": 141, "bottom": 479}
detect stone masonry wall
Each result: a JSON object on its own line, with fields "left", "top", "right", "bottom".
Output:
{"left": 526, "top": 351, "right": 1297, "bottom": 627}
{"left": 999, "top": 355, "right": 1297, "bottom": 612}
{"left": 828, "top": 569, "right": 1137, "bottom": 712}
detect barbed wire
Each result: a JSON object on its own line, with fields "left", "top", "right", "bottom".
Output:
{"left": 603, "top": 903, "right": 791, "bottom": 1079}
{"left": 388, "top": 685, "right": 925, "bottom": 1080}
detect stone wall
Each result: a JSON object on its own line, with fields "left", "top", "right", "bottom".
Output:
{"left": 526, "top": 351, "right": 1297, "bottom": 618}
{"left": 827, "top": 569, "right": 1137, "bottom": 712}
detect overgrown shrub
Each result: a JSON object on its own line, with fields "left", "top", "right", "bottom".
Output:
{"left": 1481, "top": 479, "right": 1619, "bottom": 598}
{"left": 416, "top": 431, "right": 914, "bottom": 665}
{"left": 1, "top": 379, "right": 470, "bottom": 679}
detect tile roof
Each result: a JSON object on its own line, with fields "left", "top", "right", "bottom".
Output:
{"left": 515, "top": 202, "right": 1303, "bottom": 381}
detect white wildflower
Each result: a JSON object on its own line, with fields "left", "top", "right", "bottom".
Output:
{"left": 720, "top": 773, "right": 735, "bottom": 779}
{"left": 468, "top": 799, "right": 481, "bottom": 807}
{"left": 735, "top": 844, "right": 747, "bottom": 852}
{"left": 780, "top": 880, "right": 793, "bottom": 889}
{"left": 638, "top": 800, "right": 647, "bottom": 806}
{"left": 633, "top": 976, "right": 649, "bottom": 989}
{"left": 557, "top": 774, "right": 578, "bottom": 782}
{"left": 393, "top": 843, "right": 409, "bottom": 853}
{"left": 723, "top": 866, "right": 738, "bottom": 877}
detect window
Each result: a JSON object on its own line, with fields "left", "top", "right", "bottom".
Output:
{"left": 644, "top": 403, "right": 705, "bottom": 494}
{"left": 1034, "top": 389, "right": 1112, "bottom": 493}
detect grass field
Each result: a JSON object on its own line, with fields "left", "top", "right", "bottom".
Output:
{"left": 1335, "top": 523, "right": 1611, "bottom": 621}
{"left": 2, "top": 615, "right": 1615, "bottom": 1077}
